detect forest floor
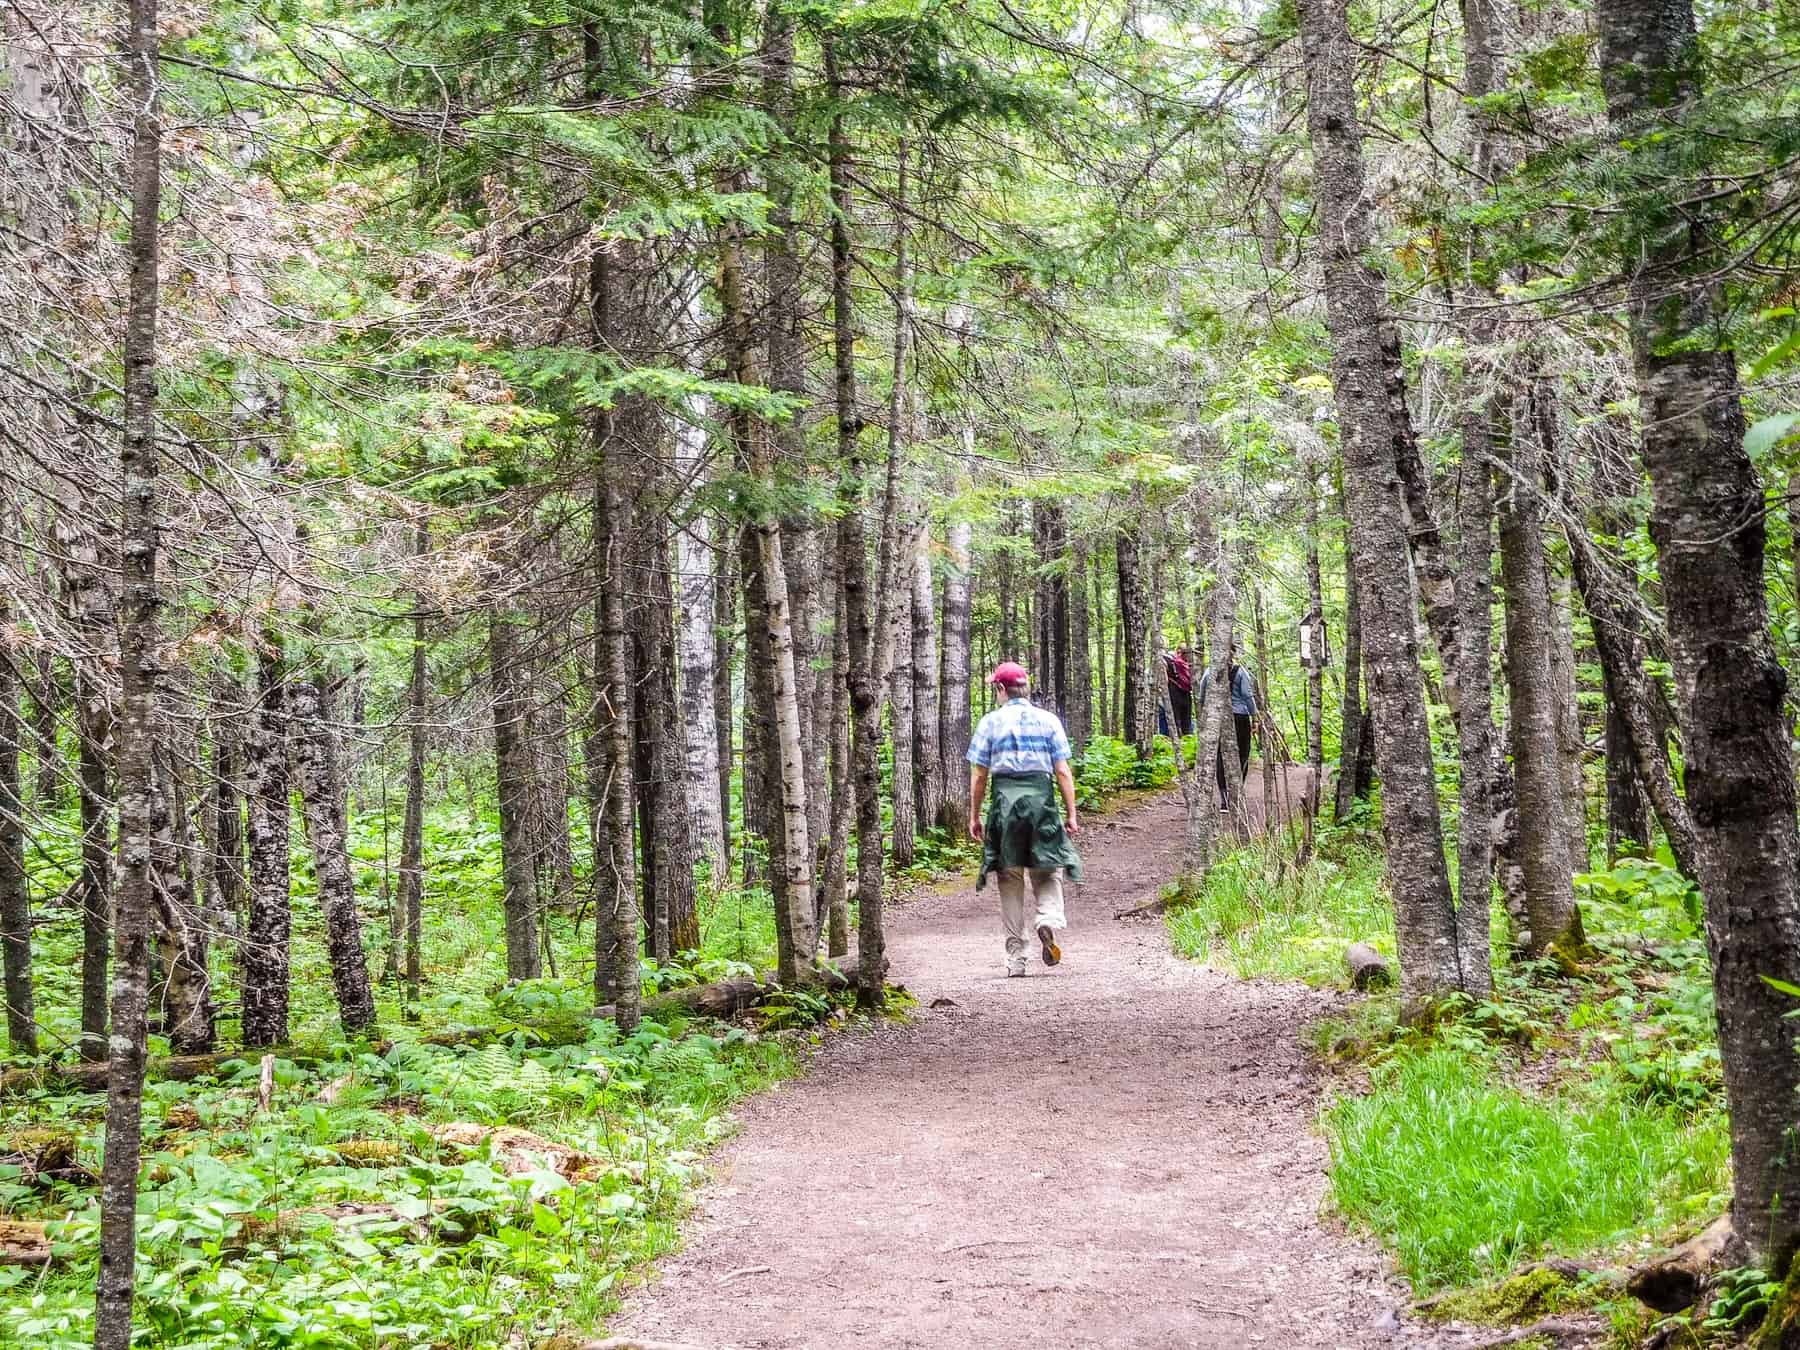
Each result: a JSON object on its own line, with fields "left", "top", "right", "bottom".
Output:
{"left": 614, "top": 774, "right": 1466, "bottom": 1349}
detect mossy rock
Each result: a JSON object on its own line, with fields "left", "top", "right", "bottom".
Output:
{"left": 1752, "top": 1263, "right": 1800, "bottom": 1348}
{"left": 160, "top": 1102, "right": 201, "bottom": 1132}
{"left": 331, "top": 1139, "right": 406, "bottom": 1168}
{"left": 4, "top": 1127, "right": 76, "bottom": 1169}
{"left": 1423, "top": 1267, "right": 1576, "bottom": 1325}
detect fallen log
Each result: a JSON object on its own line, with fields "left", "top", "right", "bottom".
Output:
{"left": 0, "top": 1218, "right": 52, "bottom": 1266}
{"left": 0, "top": 1052, "right": 245, "bottom": 1097}
{"left": 596, "top": 953, "right": 876, "bottom": 1023}
{"left": 1626, "top": 1215, "right": 1738, "bottom": 1313}
{"left": 1345, "top": 943, "right": 1393, "bottom": 991}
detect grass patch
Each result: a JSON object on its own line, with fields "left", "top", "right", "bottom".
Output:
{"left": 1322, "top": 1046, "right": 1729, "bottom": 1291}
{"left": 1164, "top": 819, "right": 1732, "bottom": 1306}
{"left": 1165, "top": 831, "right": 1394, "bottom": 985}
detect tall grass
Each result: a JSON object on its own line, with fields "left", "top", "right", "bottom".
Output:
{"left": 1165, "top": 837, "right": 1395, "bottom": 985}
{"left": 1322, "top": 1047, "right": 1730, "bottom": 1291}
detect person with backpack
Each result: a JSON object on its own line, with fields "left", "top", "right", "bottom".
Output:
{"left": 1197, "top": 645, "right": 1257, "bottom": 811}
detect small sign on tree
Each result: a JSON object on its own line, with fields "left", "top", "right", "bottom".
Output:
{"left": 1299, "top": 608, "right": 1330, "bottom": 670}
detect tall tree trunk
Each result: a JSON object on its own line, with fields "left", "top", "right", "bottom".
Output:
{"left": 714, "top": 556, "right": 735, "bottom": 875}
{"left": 939, "top": 517, "right": 975, "bottom": 833}
{"left": 1595, "top": 0, "right": 1800, "bottom": 1270}
{"left": 0, "top": 612, "right": 35, "bottom": 1055}
{"left": 911, "top": 525, "right": 945, "bottom": 833}
{"left": 824, "top": 567, "right": 852, "bottom": 956}
{"left": 1453, "top": 421, "right": 1497, "bottom": 1000}
{"left": 208, "top": 675, "right": 245, "bottom": 936}
{"left": 1549, "top": 563, "right": 1589, "bottom": 872}
{"left": 29, "top": 655, "right": 60, "bottom": 810}
{"left": 1299, "top": 0, "right": 1465, "bottom": 1019}
{"left": 1496, "top": 419, "right": 1585, "bottom": 959}
{"left": 1448, "top": 0, "right": 1502, "bottom": 999}
{"left": 643, "top": 519, "right": 700, "bottom": 957}
{"left": 1092, "top": 551, "right": 1112, "bottom": 738}
{"left": 750, "top": 3, "right": 817, "bottom": 977}
{"left": 1185, "top": 530, "right": 1237, "bottom": 873}
{"left": 588, "top": 238, "right": 640, "bottom": 1029}
{"left": 1566, "top": 525, "right": 1699, "bottom": 877}
{"left": 150, "top": 750, "right": 212, "bottom": 1055}
{"left": 96, "top": 7, "right": 161, "bottom": 1334}
{"left": 591, "top": 469, "right": 639, "bottom": 1025}
{"left": 288, "top": 663, "right": 377, "bottom": 1033}
{"left": 242, "top": 639, "right": 290, "bottom": 1048}
{"left": 673, "top": 330, "right": 725, "bottom": 877}
{"left": 1335, "top": 535, "right": 1365, "bottom": 823}
{"left": 400, "top": 529, "right": 427, "bottom": 1007}
{"left": 1304, "top": 475, "right": 1325, "bottom": 807}
{"left": 490, "top": 612, "right": 541, "bottom": 980}
{"left": 1117, "top": 524, "right": 1150, "bottom": 759}
{"left": 74, "top": 630, "right": 113, "bottom": 1064}
{"left": 826, "top": 37, "right": 885, "bottom": 1005}
{"left": 888, "top": 521, "right": 918, "bottom": 869}
{"left": 1068, "top": 537, "right": 1093, "bottom": 754}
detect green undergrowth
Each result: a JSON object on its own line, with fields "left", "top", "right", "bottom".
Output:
{"left": 1165, "top": 822, "right": 1730, "bottom": 1307}
{"left": 0, "top": 993, "right": 835, "bottom": 1348}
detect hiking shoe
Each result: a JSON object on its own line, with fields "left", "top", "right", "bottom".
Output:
{"left": 1037, "top": 925, "right": 1062, "bottom": 968}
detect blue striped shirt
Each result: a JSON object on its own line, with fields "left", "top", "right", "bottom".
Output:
{"left": 967, "top": 698, "right": 1072, "bottom": 775}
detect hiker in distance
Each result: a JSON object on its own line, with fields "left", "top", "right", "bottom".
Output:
{"left": 1197, "top": 643, "right": 1257, "bottom": 813}
{"left": 968, "top": 662, "right": 1083, "bottom": 978}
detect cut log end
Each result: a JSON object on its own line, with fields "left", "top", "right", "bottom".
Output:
{"left": 1344, "top": 942, "right": 1393, "bottom": 991}
{"left": 1625, "top": 1215, "right": 1739, "bottom": 1313}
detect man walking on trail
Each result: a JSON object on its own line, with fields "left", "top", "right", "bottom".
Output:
{"left": 1197, "top": 644, "right": 1257, "bottom": 811}
{"left": 968, "top": 662, "right": 1082, "bottom": 978}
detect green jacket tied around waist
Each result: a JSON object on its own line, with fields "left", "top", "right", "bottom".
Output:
{"left": 976, "top": 772, "right": 1083, "bottom": 890}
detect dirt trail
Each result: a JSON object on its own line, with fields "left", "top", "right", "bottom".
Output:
{"left": 616, "top": 775, "right": 1432, "bottom": 1349}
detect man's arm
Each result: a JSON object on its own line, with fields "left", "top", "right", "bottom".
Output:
{"left": 968, "top": 765, "right": 989, "bottom": 838}
{"left": 1054, "top": 759, "right": 1080, "bottom": 834}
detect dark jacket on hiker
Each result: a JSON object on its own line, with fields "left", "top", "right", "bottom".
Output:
{"left": 975, "top": 772, "right": 1083, "bottom": 891}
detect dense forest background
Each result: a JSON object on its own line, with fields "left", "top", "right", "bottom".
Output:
{"left": 3, "top": 0, "right": 1800, "bottom": 1344}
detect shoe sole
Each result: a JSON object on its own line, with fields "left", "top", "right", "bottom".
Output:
{"left": 1038, "top": 925, "right": 1061, "bottom": 967}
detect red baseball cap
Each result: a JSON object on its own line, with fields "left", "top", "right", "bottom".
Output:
{"left": 989, "top": 662, "right": 1029, "bottom": 688}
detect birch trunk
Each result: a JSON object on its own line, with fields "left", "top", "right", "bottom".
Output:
{"left": 911, "top": 525, "right": 945, "bottom": 832}
{"left": 241, "top": 638, "right": 290, "bottom": 1048}
{"left": 672, "top": 337, "right": 725, "bottom": 876}
{"left": 1335, "top": 532, "right": 1365, "bottom": 824}
{"left": 939, "top": 517, "right": 975, "bottom": 834}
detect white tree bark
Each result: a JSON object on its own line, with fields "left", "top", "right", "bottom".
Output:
{"left": 672, "top": 288, "right": 725, "bottom": 877}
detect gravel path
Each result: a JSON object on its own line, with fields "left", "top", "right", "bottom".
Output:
{"left": 615, "top": 781, "right": 1433, "bottom": 1349}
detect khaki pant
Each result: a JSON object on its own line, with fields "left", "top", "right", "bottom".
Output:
{"left": 998, "top": 867, "right": 1067, "bottom": 969}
